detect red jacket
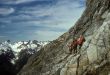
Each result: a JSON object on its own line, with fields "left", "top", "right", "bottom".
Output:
{"left": 77, "top": 36, "right": 85, "bottom": 45}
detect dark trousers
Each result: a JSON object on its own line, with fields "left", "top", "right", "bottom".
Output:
{"left": 73, "top": 45, "right": 77, "bottom": 53}
{"left": 69, "top": 45, "right": 77, "bottom": 54}
{"left": 78, "top": 44, "right": 82, "bottom": 49}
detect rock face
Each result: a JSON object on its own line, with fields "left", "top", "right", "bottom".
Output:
{"left": 18, "top": 0, "right": 110, "bottom": 75}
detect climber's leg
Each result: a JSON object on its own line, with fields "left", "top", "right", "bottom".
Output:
{"left": 78, "top": 44, "right": 82, "bottom": 50}
{"left": 69, "top": 47, "right": 72, "bottom": 54}
{"left": 74, "top": 46, "right": 77, "bottom": 54}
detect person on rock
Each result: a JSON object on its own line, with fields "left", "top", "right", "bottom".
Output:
{"left": 77, "top": 35, "right": 86, "bottom": 49}
{"left": 67, "top": 37, "right": 78, "bottom": 54}
{"left": 71, "top": 38, "right": 78, "bottom": 53}
{"left": 67, "top": 35, "right": 86, "bottom": 54}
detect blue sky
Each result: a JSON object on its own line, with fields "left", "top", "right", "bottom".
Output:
{"left": 0, "top": 0, "right": 85, "bottom": 42}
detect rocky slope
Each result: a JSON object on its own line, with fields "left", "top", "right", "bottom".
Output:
{"left": 18, "top": 0, "right": 110, "bottom": 75}
{"left": 0, "top": 40, "right": 49, "bottom": 75}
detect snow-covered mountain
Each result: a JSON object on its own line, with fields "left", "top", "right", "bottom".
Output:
{"left": 0, "top": 40, "right": 50, "bottom": 63}
{"left": 0, "top": 40, "right": 50, "bottom": 74}
{"left": 0, "top": 40, "right": 49, "bottom": 52}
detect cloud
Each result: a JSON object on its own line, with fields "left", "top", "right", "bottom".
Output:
{"left": 15, "top": 0, "right": 38, "bottom": 4}
{"left": 0, "top": 0, "right": 85, "bottom": 41}
{"left": 35, "top": 30, "right": 63, "bottom": 41}
{"left": 4, "top": 30, "right": 20, "bottom": 34}
{"left": 0, "top": 36, "right": 8, "bottom": 42}
{"left": 0, "top": 36, "right": 7, "bottom": 38}
{"left": 0, "top": 7, "right": 15, "bottom": 15}
{"left": 7, "top": 0, "right": 85, "bottom": 29}
{"left": 0, "top": 20, "right": 12, "bottom": 24}
{"left": 0, "top": 0, "right": 52, "bottom": 4}
{"left": 77, "top": 0, "right": 85, "bottom": 8}
{"left": 0, "top": 25, "right": 5, "bottom": 28}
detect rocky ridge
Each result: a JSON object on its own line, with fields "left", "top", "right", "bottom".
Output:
{"left": 18, "top": 0, "right": 110, "bottom": 75}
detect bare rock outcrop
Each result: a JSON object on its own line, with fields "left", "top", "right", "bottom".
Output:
{"left": 18, "top": 0, "right": 110, "bottom": 75}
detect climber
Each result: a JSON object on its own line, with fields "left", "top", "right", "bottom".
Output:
{"left": 77, "top": 35, "right": 86, "bottom": 49}
{"left": 71, "top": 38, "right": 78, "bottom": 53}
{"left": 67, "top": 37, "right": 78, "bottom": 54}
